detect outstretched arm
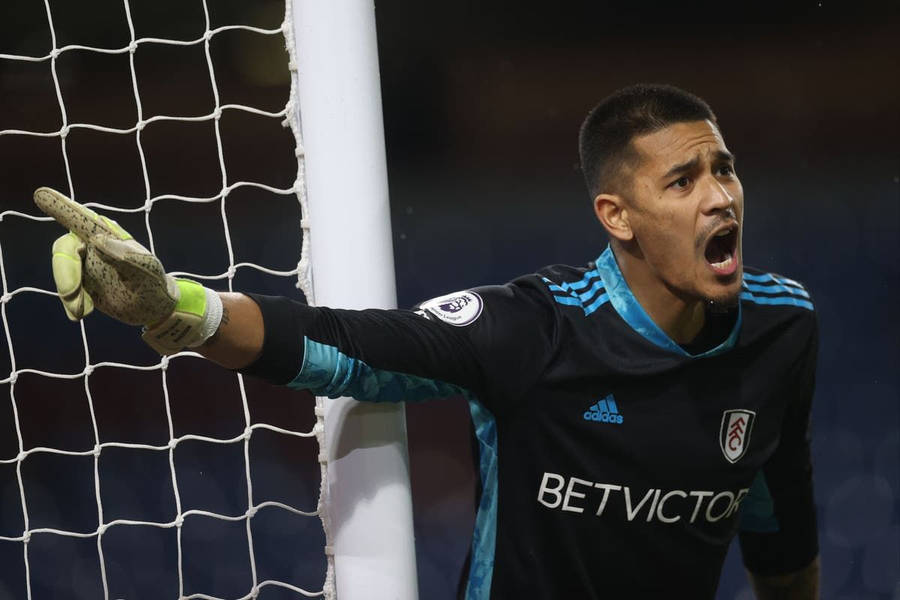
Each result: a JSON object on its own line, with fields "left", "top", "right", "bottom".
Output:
{"left": 35, "top": 186, "right": 557, "bottom": 408}
{"left": 195, "top": 293, "right": 264, "bottom": 370}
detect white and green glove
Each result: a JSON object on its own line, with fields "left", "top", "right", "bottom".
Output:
{"left": 33, "top": 186, "right": 223, "bottom": 355}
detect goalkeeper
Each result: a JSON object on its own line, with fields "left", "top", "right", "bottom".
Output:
{"left": 35, "top": 84, "right": 819, "bottom": 599}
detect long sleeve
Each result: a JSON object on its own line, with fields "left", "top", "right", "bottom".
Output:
{"left": 239, "top": 278, "right": 558, "bottom": 414}
{"left": 738, "top": 314, "right": 819, "bottom": 575}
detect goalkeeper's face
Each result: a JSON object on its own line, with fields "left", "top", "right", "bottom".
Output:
{"left": 609, "top": 120, "right": 744, "bottom": 308}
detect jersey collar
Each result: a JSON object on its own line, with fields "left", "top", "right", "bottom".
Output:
{"left": 594, "top": 246, "right": 741, "bottom": 358}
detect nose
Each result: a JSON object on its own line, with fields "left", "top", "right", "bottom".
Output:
{"left": 701, "top": 176, "right": 735, "bottom": 215}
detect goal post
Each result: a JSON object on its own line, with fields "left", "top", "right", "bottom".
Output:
{"left": 288, "top": 1, "right": 419, "bottom": 599}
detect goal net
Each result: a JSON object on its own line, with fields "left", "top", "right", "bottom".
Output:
{"left": 0, "top": 1, "right": 414, "bottom": 599}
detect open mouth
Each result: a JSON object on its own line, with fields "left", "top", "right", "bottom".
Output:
{"left": 704, "top": 225, "right": 739, "bottom": 275}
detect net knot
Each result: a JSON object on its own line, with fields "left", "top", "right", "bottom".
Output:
{"left": 213, "top": 107, "right": 223, "bottom": 120}
{"left": 136, "top": 119, "right": 146, "bottom": 131}
{"left": 226, "top": 265, "right": 237, "bottom": 279}
{"left": 245, "top": 505, "right": 258, "bottom": 518}
{"left": 203, "top": 30, "right": 214, "bottom": 42}
{"left": 243, "top": 426, "right": 252, "bottom": 440}
{"left": 127, "top": 41, "right": 138, "bottom": 54}
{"left": 59, "top": 126, "right": 70, "bottom": 139}
{"left": 49, "top": 48, "right": 60, "bottom": 60}
{"left": 174, "top": 515, "right": 184, "bottom": 528}
{"left": 0, "top": 292, "right": 11, "bottom": 304}
{"left": 83, "top": 365, "right": 94, "bottom": 376}
{"left": 7, "top": 370, "right": 17, "bottom": 384}
{"left": 92, "top": 444, "right": 101, "bottom": 457}
{"left": 144, "top": 198, "right": 153, "bottom": 211}
{"left": 168, "top": 438, "right": 178, "bottom": 450}
{"left": 22, "top": 530, "right": 31, "bottom": 544}
{"left": 160, "top": 355, "right": 170, "bottom": 370}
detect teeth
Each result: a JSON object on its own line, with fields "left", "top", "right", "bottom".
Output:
{"left": 715, "top": 229, "right": 731, "bottom": 237}
{"left": 710, "top": 252, "right": 734, "bottom": 269}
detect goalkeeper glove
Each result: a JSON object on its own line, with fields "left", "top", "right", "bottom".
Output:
{"left": 33, "top": 187, "right": 223, "bottom": 355}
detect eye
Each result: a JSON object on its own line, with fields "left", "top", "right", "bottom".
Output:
{"left": 717, "top": 164, "right": 735, "bottom": 177}
{"left": 670, "top": 176, "right": 691, "bottom": 190}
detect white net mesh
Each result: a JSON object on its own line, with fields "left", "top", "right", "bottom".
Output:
{"left": 0, "top": 0, "right": 335, "bottom": 598}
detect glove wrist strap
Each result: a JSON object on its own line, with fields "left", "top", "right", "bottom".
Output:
{"left": 141, "top": 280, "right": 223, "bottom": 355}
{"left": 190, "top": 285, "right": 224, "bottom": 347}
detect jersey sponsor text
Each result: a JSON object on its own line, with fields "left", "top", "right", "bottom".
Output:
{"left": 537, "top": 472, "right": 749, "bottom": 524}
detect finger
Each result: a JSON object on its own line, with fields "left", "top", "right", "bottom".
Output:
{"left": 51, "top": 232, "right": 94, "bottom": 320}
{"left": 61, "top": 290, "right": 94, "bottom": 321}
{"left": 51, "top": 233, "right": 84, "bottom": 300}
{"left": 34, "top": 187, "right": 133, "bottom": 242}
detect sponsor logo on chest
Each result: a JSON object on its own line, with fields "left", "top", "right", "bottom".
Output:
{"left": 719, "top": 409, "right": 756, "bottom": 463}
{"left": 537, "top": 472, "right": 750, "bottom": 524}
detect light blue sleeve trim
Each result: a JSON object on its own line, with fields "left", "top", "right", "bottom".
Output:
{"left": 465, "top": 397, "right": 498, "bottom": 600}
{"left": 543, "top": 281, "right": 570, "bottom": 294}
{"left": 551, "top": 268, "right": 602, "bottom": 292}
{"left": 594, "top": 246, "right": 741, "bottom": 358}
{"left": 739, "top": 471, "right": 780, "bottom": 532}
{"left": 740, "top": 292, "right": 814, "bottom": 311}
{"left": 742, "top": 271, "right": 807, "bottom": 292}
{"left": 582, "top": 293, "right": 610, "bottom": 316}
{"left": 288, "top": 337, "right": 466, "bottom": 402}
{"left": 542, "top": 276, "right": 610, "bottom": 314}
{"left": 548, "top": 294, "right": 582, "bottom": 307}
{"left": 742, "top": 281, "right": 810, "bottom": 299}
{"left": 574, "top": 279, "right": 606, "bottom": 302}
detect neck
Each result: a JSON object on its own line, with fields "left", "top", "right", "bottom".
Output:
{"left": 615, "top": 247, "right": 706, "bottom": 344}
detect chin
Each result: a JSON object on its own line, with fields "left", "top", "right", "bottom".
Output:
{"left": 706, "top": 293, "right": 740, "bottom": 314}
{"left": 704, "top": 281, "right": 742, "bottom": 313}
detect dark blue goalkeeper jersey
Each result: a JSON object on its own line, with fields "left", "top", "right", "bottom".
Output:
{"left": 243, "top": 245, "right": 818, "bottom": 599}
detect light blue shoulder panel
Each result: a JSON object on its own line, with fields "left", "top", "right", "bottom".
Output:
{"left": 290, "top": 338, "right": 501, "bottom": 599}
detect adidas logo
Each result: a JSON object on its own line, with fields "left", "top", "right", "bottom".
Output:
{"left": 583, "top": 394, "right": 623, "bottom": 424}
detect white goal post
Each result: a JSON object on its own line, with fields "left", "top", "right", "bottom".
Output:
{"left": 288, "top": 1, "right": 419, "bottom": 599}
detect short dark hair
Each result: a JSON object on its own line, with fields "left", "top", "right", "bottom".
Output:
{"left": 578, "top": 84, "right": 716, "bottom": 198}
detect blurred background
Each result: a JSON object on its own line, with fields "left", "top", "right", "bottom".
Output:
{"left": 0, "top": 0, "right": 897, "bottom": 599}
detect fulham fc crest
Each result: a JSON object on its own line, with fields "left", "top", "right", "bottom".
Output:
{"left": 719, "top": 409, "right": 756, "bottom": 464}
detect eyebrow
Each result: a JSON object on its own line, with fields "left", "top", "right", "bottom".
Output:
{"left": 661, "top": 150, "right": 735, "bottom": 180}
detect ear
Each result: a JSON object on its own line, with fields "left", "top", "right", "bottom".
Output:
{"left": 593, "top": 193, "right": 633, "bottom": 242}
